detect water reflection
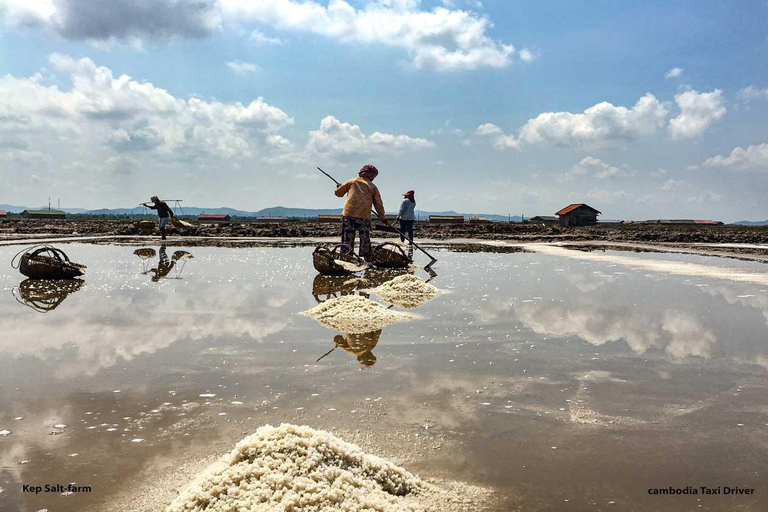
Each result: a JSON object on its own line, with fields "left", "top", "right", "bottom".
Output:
{"left": 12, "top": 278, "right": 84, "bottom": 313}
{"left": 0, "top": 244, "right": 292, "bottom": 377}
{"left": 133, "top": 247, "right": 157, "bottom": 272}
{"left": 310, "top": 268, "right": 437, "bottom": 367}
{"left": 334, "top": 330, "right": 381, "bottom": 366}
{"left": 135, "top": 246, "right": 194, "bottom": 281}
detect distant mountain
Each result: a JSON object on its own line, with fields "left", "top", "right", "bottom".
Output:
{"left": 0, "top": 203, "right": 522, "bottom": 221}
{"left": 732, "top": 220, "right": 768, "bottom": 226}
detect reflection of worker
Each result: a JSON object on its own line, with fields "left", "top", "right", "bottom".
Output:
{"left": 334, "top": 164, "right": 386, "bottom": 261}
{"left": 150, "top": 246, "right": 175, "bottom": 282}
{"left": 142, "top": 196, "right": 175, "bottom": 240}
{"left": 333, "top": 330, "right": 381, "bottom": 367}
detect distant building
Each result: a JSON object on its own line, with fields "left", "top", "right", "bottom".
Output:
{"left": 317, "top": 215, "right": 343, "bottom": 222}
{"left": 429, "top": 215, "right": 464, "bottom": 224}
{"left": 530, "top": 215, "right": 558, "bottom": 224}
{"left": 555, "top": 204, "right": 601, "bottom": 227}
{"left": 0, "top": 210, "right": 7, "bottom": 218}
{"left": 467, "top": 216, "right": 489, "bottom": 224}
{"left": 643, "top": 219, "right": 723, "bottom": 226}
{"left": 21, "top": 209, "right": 66, "bottom": 219}
{"left": 198, "top": 214, "right": 231, "bottom": 222}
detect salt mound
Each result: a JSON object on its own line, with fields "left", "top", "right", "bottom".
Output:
{"left": 166, "top": 424, "right": 439, "bottom": 512}
{"left": 369, "top": 274, "right": 449, "bottom": 309}
{"left": 303, "top": 295, "right": 418, "bottom": 333}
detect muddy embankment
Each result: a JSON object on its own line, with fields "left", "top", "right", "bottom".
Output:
{"left": 3, "top": 218, "right": 768, "bottom": 247}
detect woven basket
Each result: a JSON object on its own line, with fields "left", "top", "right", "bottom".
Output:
{"left": 370, "top": 242, "right": 411, "bottom": 269}
{"left": 312, "top": 245, "right": 366, "bottom": 276}
{"left": 16, "top": 247, "right": 86, "bottom": 280}
{"left": 14, "top": 278, "right": 84, "bottom": 313}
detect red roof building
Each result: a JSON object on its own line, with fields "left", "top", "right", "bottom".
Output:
{"left": 198, "top": 214, "right": 231, "bottom": 222}
{"left": 555, "top": 204, "right": 601, "bottom": 226}
{"left": 0, "top": 210, "right": 7, "bottom": 217}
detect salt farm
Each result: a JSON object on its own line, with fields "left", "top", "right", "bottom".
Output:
{"left": 1, "top": 240, "right": 767, "bottom": 511}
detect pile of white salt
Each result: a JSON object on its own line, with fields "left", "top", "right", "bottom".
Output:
{"left": 303, "top": 295, "right": 418, "bottom": 333}
{"left": 369, "top": 274, "right": 449, "bottom": 309}
{"left": 166, "top": 424, "right": 483, "bottom": 512}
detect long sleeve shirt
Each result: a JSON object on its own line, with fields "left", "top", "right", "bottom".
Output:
{"left": 398, "top": 199, "right": 416, "bottom": 221}
{"left": 334, "top": 177, "right": 385, "bottom": 221}
{"left": 147, "top": 201, "right": 174, "bottom": 218}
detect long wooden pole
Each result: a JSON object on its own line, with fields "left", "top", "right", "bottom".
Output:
{"left": 317, "top": 167, "right": 438, "bottom": 269}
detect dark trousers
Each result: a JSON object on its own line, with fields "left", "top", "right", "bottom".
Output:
{"left": 400, "top": 220, "right": 414, "bottom": 243}
{"left": 340, "top": 216, "right": 372, "bottom": 258}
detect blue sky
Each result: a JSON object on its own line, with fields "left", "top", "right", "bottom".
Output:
{"left": 1, "top": 0, "right": 767, "bottom": 221}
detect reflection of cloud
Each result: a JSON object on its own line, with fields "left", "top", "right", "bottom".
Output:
{"left": 661, "top": 312, "right": 715, "bottom": 359}
{"left": 480, "top": 297, "right": 716, "bottom": 359}
{"left": 0, "top": 278, "right": 291, "bottom": 378}
{"left": 512, "top": 300, "right": 662, "bottom": 355}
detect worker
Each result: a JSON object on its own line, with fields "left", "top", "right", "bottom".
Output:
{"left": 142, "top": 196, "right": 174, "bottom": 240}
{"left": 334, "top": 164, "right": 386, "bottom": 261}
{"left": 398, "top": 190, "right": 416, "bottom": 244}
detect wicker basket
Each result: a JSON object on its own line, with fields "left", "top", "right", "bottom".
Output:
{"left": 312, "top": 245, "right": 366, "bottom": 276}
{"left": 15, "top": 246, "right": 86, "bottom": 280}
{"left": 13, "top": 278, "right": 84, "bottom": 313}
{"left": 370, "top": 242, "right": 411, "bottom": 269}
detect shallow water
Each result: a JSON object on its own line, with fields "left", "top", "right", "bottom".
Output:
{"left": 1, "top": 243, "right": 767, "bottom": 511}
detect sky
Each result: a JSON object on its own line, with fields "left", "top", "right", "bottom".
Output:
{"left": 1, "top": 0, "right": 768, "bottom": 221}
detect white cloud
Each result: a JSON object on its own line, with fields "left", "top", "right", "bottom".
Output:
{"left": 737, "top": 85, "right": 768, "bottom": 101}
{"left": 586, "top": 188, "right": 629, "bottom": 203}
{"left": 473, "top": 123, "right": 519, "bottom": 150}
{"left": 664, "top": 67, "right": 683, "bottom": 79}
{"left": 430, "top": 119, "right": 464, "bottom": 137}
{"left": 0, "top": 0, "right": 221, "bottom": 40}
{"left": 703, "top": 142, "right": 768, "bottom": 171}
{"left": 668, "top": 89, "right": 726, "bottom": 139}
{"left": 0, "top": 54, "right": 294, "bottom": 167}
{"left": 305, "top": 115, "right": 434, "bottom": 160}
{"left": 566, "top": 156, "right": 636, "bottom": 179}
{"left": 518, "top": 94, "right": 668, "bottom": 147}
{"left": 0, "top": 0, "right": 527, "bottom": 71}
{"left": 250, "top": 30, "right": 284, "bottom": 45}
{"left": 661, "top": 179, "right": 684, "bottom": 191}
{"left": 518, "top": 48, "right": 536, "bottom": 63}
{"left": 650, "top": 167, "right": 667, "bottom": 178}
{"left": 685, "top": 190, "right": 722, "bottom": 204}
{"left": 226, "top": 60, "right": 258, "bottom": 74}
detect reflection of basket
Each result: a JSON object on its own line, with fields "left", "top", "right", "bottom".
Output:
{"left": 12, "top": 278, "right": 84, "bottom": 313}
{"left": 313, "top": 245, "right": 366, "bottom": 276}
{"left": 133, "top": 248, "right": 157, "bottom": 259}
{"left": 13, "top": 246, "right": 86, "bottom": 280}
{"left": 370, "top": 242, "right": 411, "bottom": 269}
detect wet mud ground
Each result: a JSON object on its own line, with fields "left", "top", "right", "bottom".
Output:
{"left": 5, "top": 217, "right": 768, "bottom": 249}
{"left": 1, "top": 242, "right": 768, "bottom": 511}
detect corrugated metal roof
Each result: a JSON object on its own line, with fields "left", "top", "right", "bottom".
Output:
{"left": 23, "top": 209, "right": 65, "bottom": 215}
{"left": 555, "top": 204, "right": 602, "bottom": 216}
